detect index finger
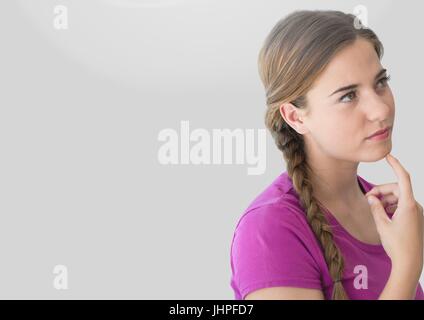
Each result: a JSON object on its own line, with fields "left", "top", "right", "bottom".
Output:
{"left": 385, "top": 153, "right": 415, "bottom": 202}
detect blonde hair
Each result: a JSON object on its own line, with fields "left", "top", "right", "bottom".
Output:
{"left": 258, "top": 10, "right": 383, "bottom": 299}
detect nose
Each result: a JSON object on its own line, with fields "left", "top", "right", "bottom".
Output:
{"left": 363, "top": 90, "right": 392, "bottom": 121}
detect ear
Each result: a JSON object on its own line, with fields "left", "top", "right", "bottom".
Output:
{"left": 279, "top": 102, "right": 309, "bottom": 135}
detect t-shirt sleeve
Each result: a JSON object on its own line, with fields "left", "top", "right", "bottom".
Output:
{"left": 231, "top": 204, "right": 323, "bottom": 299}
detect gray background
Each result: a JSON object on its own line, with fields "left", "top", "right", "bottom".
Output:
{"left": 0, "top": 0, "right": 422, "bottom": 299}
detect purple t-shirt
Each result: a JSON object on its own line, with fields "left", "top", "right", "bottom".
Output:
{"left": 230, "top": 171, "right": 424, "bottom": 300}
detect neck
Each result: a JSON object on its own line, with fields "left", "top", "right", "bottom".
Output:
{"left": 304, "top": 139, "right": 365, "bottom": 209}
{"left": 309, "top": 167, "right": 365, "bottom": 209}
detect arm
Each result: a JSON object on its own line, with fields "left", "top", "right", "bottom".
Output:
{"left": 231, "top": 205, "right": 325, "bottom": 301}
{"left": 245, "top": 287, "right": 325, "bottom": 300}
{"left": 378, "top": 261, "right": 421, "bottom": 300}
{"left": 365, "top": 154, "right": 424, "bottom": 300}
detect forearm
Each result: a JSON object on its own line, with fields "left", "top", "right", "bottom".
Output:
{"left": 378, "top": 262, "right": 422, "bottom": 300}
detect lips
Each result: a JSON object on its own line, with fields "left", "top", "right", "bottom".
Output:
{"left": 367, "top": 126, "right": 391, "bottom": 139}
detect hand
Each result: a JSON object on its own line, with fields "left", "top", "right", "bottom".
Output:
{"left": 365, "top": 182, "right": 423, "bottom": 215}
{"left": 365, "top": 182, "right": 399, "bottom": 214}
{"left": 365, "top": 154, "right": 423, "bottom": 273}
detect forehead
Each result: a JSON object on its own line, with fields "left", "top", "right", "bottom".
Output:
{"left": 308, "top": 38, "right": 382, "bottom": 97}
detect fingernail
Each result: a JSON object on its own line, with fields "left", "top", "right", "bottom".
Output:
{"left": 367, "top": 196, "right": 374, "bottom": 205}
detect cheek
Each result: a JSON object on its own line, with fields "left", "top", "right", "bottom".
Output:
{"left": 317, "top": 116, "right": 362, "bottom": 146}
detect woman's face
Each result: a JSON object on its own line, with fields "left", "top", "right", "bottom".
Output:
{"left": 284, "top": 37, "right": 395, "bottom": 163}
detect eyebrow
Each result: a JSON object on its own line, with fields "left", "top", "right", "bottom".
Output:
{"left": 328, "top": 68, "right": 387, "bottom": 97}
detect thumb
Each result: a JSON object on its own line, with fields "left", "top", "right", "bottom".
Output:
{"left": 367, "top": 195, "right": 391, "bottom": 228}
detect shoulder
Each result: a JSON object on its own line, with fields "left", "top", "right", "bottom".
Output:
{"left": 231, "top": 170, "right": 321, "bottom": 251}
{"left": 230, "top": 201, "right": 325, "bottom": 299}
{"left": 242, "top": 171, "right": 296, "bottom": 211}
{"left": 233, "top": 170, "right": 311, "bottom": 238}
{"left": 236, "top": 200, "right": 307, "bottom": 235}
{"left": 232, "top": 199, "right": 317, "bottom": 254}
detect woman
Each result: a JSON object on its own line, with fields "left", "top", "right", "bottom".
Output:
{"left": 230, "top": 9, "right": 423, "bottom": 300}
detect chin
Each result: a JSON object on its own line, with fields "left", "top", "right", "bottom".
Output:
{"left": 361, "top": 140, "right": 392, "bottom": 162}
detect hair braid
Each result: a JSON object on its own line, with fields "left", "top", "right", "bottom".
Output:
{"left": 273, "top": 121, "right": 349, "bottom": 299}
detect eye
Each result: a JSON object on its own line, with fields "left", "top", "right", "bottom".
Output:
{"left": 339, "top": 91, "right": 357, "bottom": 103}
{"left": 376, "top": 75, "right": 391, "bottom": 88}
